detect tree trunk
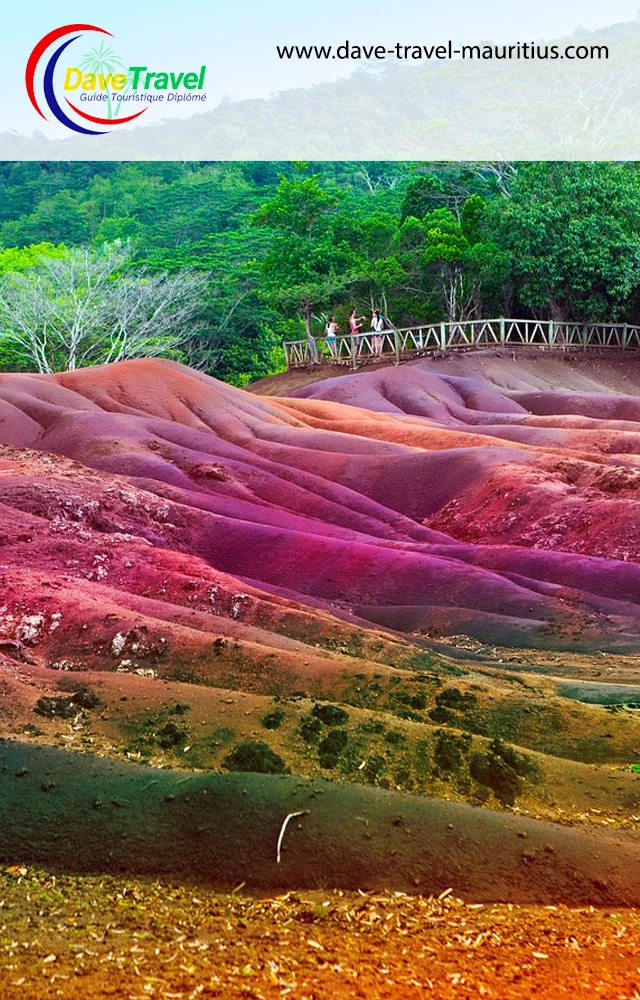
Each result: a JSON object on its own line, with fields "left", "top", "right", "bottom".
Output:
{"left": 549, "top": 299, "right": 566, "bottom": 322}
{"left": 304, "top": 303, "right": 318, "bottom": 364}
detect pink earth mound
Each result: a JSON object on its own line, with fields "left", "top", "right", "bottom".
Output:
{"left": 1, "top": 354, "right": 640, "bottom": 658}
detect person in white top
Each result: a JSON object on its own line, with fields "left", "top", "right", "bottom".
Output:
{"left": 371, "top": 309, "right": 384, "bottom": 356}
{"left": 325, "top": 314, "right": 339, "bottom": 358}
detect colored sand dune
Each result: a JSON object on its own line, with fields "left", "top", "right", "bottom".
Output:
{"left": 1, "top": 353, "right": 640, "bottom": 656}
{"left": 4, "top": 351, "right": 640, "bottom": 915}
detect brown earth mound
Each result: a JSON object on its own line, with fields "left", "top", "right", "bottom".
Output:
{"left": 3, "top": 739, "right": 640, "bottom": 906}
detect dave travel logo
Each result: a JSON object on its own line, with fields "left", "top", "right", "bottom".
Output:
{"left": 26, "top": 24, "right": 207, "bottom": 136}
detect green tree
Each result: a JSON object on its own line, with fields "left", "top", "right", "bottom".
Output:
{"left": 1, "top": 191, "right": 90, "bottom": 246}
{"left": 393, "top": 197, "right": 507, "bottom": 322}
{"left": 0, "top": 242, "right": 68, "bottom": 274}
{"left": 144, "top": 228, "right": 282, "bottom": 382}
{"left": 494, "top": 162, "right": 640, "bottom": 321}
{"left": 253, "top": 174, "right": 339, "bottom": 238}
{"left": 253, "top": 175, "right": 362, "bottom": 356}
{"left": 333, "top": 208, "right": 403, "bottom": 315}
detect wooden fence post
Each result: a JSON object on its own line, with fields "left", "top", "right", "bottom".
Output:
{"left": 548, "top": 320, "right": 554, "bottom": 349}
{"left": 499, "top": 317, "right": 505, "bottom": 346}
{"left": 440, "top": 322, "right": 447, "bottom": 350}
{"left": 350, "top": 335, "right": 357, "bottom": 370}
{"left": 623, "top": 323, "right": 629, "bottom": 350}
{"left": 394, "top": 329, "right": 400, "bottom": 364}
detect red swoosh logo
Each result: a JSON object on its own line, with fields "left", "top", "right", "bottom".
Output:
{"left": 26, "top": 24, "right": 112, "bottom": 119}
{"left": 65, "top": 99, "right": 147, "bottom": 126}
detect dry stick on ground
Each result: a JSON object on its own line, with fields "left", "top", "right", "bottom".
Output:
{"left": 276, "top": 810, "right": 309, "bottom": 864}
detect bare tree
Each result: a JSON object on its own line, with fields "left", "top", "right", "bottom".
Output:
{"left": 465, "top": 162, "right": 518, "bottom": 198}
{"left": 433, "top": 261, "right": 479, "bottom": 324}
{"left": 354, "top": 166, "right": 406, "bottom": 193}
{"left": 0, "top": 243, "right": 208, "bottom": 374}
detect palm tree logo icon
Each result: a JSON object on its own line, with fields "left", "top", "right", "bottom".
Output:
{"left": 78, "top": 40, "right": 131, "bottom": 119}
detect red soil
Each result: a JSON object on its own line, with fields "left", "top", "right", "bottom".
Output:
{"left": 0, "top": 356, "right": 640, "bottom": 659}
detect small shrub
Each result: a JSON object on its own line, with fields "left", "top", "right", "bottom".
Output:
{"left": 433, "top": 730, "right": 471, "bottom": 777}
{"left": 300, "top": 716, "right": 322, "bottom": 744}
{"left": 414, "top": 739, "right": 432, "bottom": 782}
{"left": 318, "top": 729, "right": 349, "bottom": 768}
{"left": 36, "top": 684, "right": 100, "bottom": 718}
{"left": 363, "top": 754, "right": 387, "bottom": 781}
{"left": 261, "top": 708, "right": 286, "bottom": 730}
{"left": 210, "top": 726, "right": 236, "bottom": 747}
{"left": 470, "top": 751, "right": 519, "bottom": 806}
{"left": 358, "top": 719, "right": 386, "bottom": 735}
{"left": 489, "top": 738, "right": 536, "bottom": 777}
{"left": 394, "top": 690, "right": 412, "bottom": 705}
{"left": 428, "top": 706, "right": 457, "bottom": 725}
{"left": 74, "top": 686, "right": 100, "bottom": 709}
{"left": 23, "top": 723, "right": 44, "bottom": 736}
{"left": 394, "top": 766, "right": 412, "bottom": 787}
{"left": 222, "top": 740, "right": 289, "bottom": 775}
{"left": 34, "top": 696, "right": 78, "bottom": 720}
{"left": 384, "top": 730, "right": 406, "bottom": 746}
{"left": 395, "top": 707, "right": 423, "bottom": 722}
{"left": 469, "top": 738, "right": 536, "bottom": 804}
{"left": 56, "top": 681, "right": 99, "bottom": 707}
{"left": 397, "top": 650, "right": 437, "bottom": 672}
{"left": 157, "top": 721, "right": 187, "bottom": 749}
{"left": 311, "top": 703, "right": 350, "bottom": 726}
{"left": 436, "top": 688, "right": 477, "bottom": 712}
{"left": 395, "top": 689, "right": 428, "bottom": 711}
{"left": 170, "top": 702, "right": 190, "bottom": 716}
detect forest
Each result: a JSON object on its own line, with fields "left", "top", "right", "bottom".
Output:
{"left": 1, "top": 159, "right": 640, "bottom": 384}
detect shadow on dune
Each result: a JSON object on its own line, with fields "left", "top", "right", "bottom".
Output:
{"left": 3, "top": 740, "right": 640, "bottom": 906}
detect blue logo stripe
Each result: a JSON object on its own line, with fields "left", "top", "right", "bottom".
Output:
{"left": 43, "top": 37, "right": 107, "bottom": 136}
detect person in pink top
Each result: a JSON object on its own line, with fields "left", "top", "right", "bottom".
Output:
{"left": 349, "top": 308, "right": 366, "bottom": 354}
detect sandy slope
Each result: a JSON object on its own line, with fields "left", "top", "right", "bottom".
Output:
{"left": 1, "top": 356, "right": 640, "bottom": 652}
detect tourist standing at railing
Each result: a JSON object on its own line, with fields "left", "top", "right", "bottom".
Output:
{"left": 325, "top": 315, "right": 339, "bottom": 359}
{"left": 371, "top": 309, "right": 385, "bottom": 356}
{"left": 349, "top": 309, "right": 366, "bottom": 353}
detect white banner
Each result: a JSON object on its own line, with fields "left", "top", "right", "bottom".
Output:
{"left": 1, "top": 2, "right": 640, "bottom": 159}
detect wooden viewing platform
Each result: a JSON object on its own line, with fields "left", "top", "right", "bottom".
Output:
{"left": 283, "top": 318, "right": 640, "bottom": 370}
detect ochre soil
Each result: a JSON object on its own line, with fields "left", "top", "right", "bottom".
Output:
{"left": 2, "top": 868, "right": 640, "bottom": 1000}
{"left": 248, "top": 348, "right": 640, "bottom": 396}
{"left": 7, "top": 660, "right": 640, "bottom": 830}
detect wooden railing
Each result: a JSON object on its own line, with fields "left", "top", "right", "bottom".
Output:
{"left": 283, "top": 318, "right": 640, "bottom": 369}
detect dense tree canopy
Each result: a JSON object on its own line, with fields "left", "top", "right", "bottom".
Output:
{"left": 1, "top": 160, "right": 640, "bottom": 381}
{"left": 492, "top": 163, "right": 640, "bottom": 321}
